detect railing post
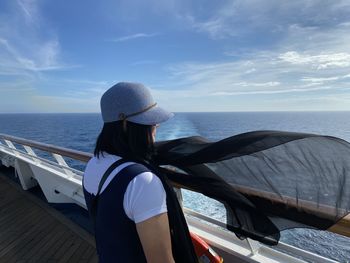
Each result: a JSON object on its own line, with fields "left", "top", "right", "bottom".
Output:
{"left": 52, "top": 153, "right": 75, "bottom": 177}
{"left": 4, "top": 140, "right": 16, "bottom": 149}
{"left": 4, "top": 140, "right": 20, "bottom": 159}
{"left": 23, "top": 145, "right": 40, "bottom": 165}
{"left": 246, "top": 238, "right": 261, "bottom": 255}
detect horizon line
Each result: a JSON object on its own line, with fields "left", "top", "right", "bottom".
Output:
{"left": 1, "top": 110, "right": 350, "bottom": 114}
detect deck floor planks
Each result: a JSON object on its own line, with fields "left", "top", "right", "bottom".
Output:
{"left": 51, "top": 234, "right": 80, "bottom": 261}
{"left": 0, "top": 203, "right": 42, "bottom": 233}
{"left": 88, "top": 253, "right": 99, "bottom": 263}
{"left": 66, "top": 239, "right": 91, "bottom": 263}
{"left": 75, "top": 240, "right": 97, "bottom": 263}
{"left": 0, "top": 207, "right": 37, "bottom": 239}
{"left": 0, "top": 214, "right": 56, "bottom": 260}
{"left": 0, "top": 215, "right": 51, "bottom": 256}
{"left": 0, "top": 193, "right": 22, "bottom": 209}
{"left": 0, "top": 199, "right": 44, "bottom": 229}
{"left": 0, "top": 198, "right": 35, "bottom": 225}
{"left": 0, "top": 202, "right": 52, "bottom": 235}
{"left": 57, "top": 236, "right": 84, "bottom": 263}
{"left": 38, "top": 231, "right": 75, "bottom": 262}
{"left": 0, "top": 203, "right": 49, "bottom": 245}
{"left": 40, "top": 231, "right": 74, "bottom": 261}
{"left": 17, "top": 221, "right": 61, "bottom": 261}
{"left": 0, "top": 169, "right": 98, "bottom": 262}
{"left": 30, "top": 225, "right": 67, "bottom": 262}
{"left": 0, "top": 209, "right": 48, "bottom": 254}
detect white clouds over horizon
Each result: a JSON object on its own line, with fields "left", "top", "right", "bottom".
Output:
{"left": 152, "top": 46, "right": 350, "bottom": 110}
{"left": 146, "top": 0, "right": 350, "bottom": 111}
{"left": 1, "top": 0, "right": 350, "bottom": 112}
{"left": 0, "top": 0, "right": 67, "bottom": 99}
{"left": 0, "top": 0, "right": 90, "bottom": 112}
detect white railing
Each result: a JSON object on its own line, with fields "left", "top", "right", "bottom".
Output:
{"left": 0, "top": 133, "right": 343, "bottom": 263}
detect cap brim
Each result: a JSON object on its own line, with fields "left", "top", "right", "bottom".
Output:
{"left": 127, "top": 106, "right": 174, "bottom": 125}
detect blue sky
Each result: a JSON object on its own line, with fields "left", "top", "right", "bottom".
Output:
{"left": 1, "top": 0, "right": 350, "bottom": 112}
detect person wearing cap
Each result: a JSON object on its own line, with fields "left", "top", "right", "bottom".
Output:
{"left": 83, "top": 82, "right": 197, "bottom": 263}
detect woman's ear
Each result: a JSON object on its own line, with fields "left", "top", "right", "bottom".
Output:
{"left": 151, "top": 125, "right": 157, "bottom": 142}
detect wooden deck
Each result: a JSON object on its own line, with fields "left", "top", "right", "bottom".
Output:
{"left": 0, "top": 168, "right": 98, "bottom": 263}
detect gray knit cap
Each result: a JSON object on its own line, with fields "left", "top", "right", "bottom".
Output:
{"left": 100, "top": 82, "right": 174, "bottom": 125}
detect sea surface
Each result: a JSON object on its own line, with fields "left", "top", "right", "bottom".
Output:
{"left": 0, "top": 112, "right": 350, "bottom": 262}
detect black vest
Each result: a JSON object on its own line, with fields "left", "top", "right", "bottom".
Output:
{"left": 84, "top": 161, "right": 198, "bottom": 263}
{"left": 84, "top": 163, "right": 149, "bottom": 263}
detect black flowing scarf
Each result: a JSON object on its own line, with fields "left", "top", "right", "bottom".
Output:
{"left": 152, "top": 130, "right": 350, "bottom": 246}
{"left": 142, "top": 162, "right": 199, "bottom": 263}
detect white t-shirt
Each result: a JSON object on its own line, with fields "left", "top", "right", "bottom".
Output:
{"left": 83, "top": 153, "right": 167, "bottom": 223}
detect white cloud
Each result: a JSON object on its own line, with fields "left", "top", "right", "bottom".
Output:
{"left": 211, "top": 86, "right": 331, "bottom": 96}
{"left": 16, "top": 0, "right": 38, "bottom": 24}
{"left": 184, "top": 0, "right": 350, "bottom": 40}
{"left": 266, "top": 92, "right": 350, "bottom": 111}
{"left": 279, "top": 51, "right": 350, "bottom": 70}
{"left": 0, "top": 0, "right": 76, "bottom": 113}
{"left": 234, "top": 81, "right": 280, "bottom": 87}
{"left": 0, "top": 0, "right": 70, "bottom": 77}
{"left": 154, "top": 45, "right": 350, "bottom": 108}
{"left": 111, "top": 33, "right": 158, "bottom": 42}
{"left": 158, "top": 1, "right": 349, "bottom": 110}
{"left": 0, "top": 38, "right": 66, "bottom": 72}
{"left": 301, "top": 74, "right": 350, "bottom": 83}
{"left": 185, "top": 15, "right": 234, "bottom": 39}
{"left": 244, "top": 68, "right": 256, "bottom": 74}
{"left": 0, "top": 38, "right": 75, "bottom": 112}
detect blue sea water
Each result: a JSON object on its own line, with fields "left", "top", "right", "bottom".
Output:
{"left": 0, "top": 112, "right": 350, "bottom": 262}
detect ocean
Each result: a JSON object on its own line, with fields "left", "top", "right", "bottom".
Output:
{"left": 0, "top": 112, "right": 350, "bottom": 262}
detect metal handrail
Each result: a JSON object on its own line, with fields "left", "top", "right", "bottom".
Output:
{"left": 183, "top": 207, "right": 226, "bottom": 228}
{"left": 0, "top": 133, "right": 92, "bottom": 162}
{"left": 0, "top": 144, "right": 84, "bottom": 176}
{"left": 0, "top": 133, "right": 349, "bottom": 237}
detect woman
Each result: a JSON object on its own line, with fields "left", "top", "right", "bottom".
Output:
{"left": 83, "top": 82, "right": 197, "bottom": 263}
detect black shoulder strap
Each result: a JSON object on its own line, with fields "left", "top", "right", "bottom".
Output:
{"left": 91, "top": 158, "right": 127, "bottom": 226}
{"left": 96, "top": 158, "right": 126, "bottom": 197}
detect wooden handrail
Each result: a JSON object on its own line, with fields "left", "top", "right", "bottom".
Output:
{"left": 1, "top": 133, "right": 349, "bottom": 237}
{"left": 173, "top": 181, "right": 350, "bottom": 237}
{"left": 0, "top": 133, "right": 92, "bottom": 162}
{"left": 229, "top": 184, "right": 350, "bottom": 237}
{"left": 232, "top": 184, "right": 340, "bottom": 220}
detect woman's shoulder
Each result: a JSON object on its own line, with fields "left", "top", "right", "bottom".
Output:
{"left": 132, "top": 169, "right": 161, "bottom": 185}
{"left": 85, "top": 153, "right": 155, "bottom": 182}
{"left": 85, "top": 153, "right": 121, "bottom": 171}
{"left": 87, "top": 152, "right": 120, "bottom": 165}
{"left": 85, "top": 153, "right": 158, "bottom": 182}
{"left": 84, "top": 153, "right": 122, "bottom": 184}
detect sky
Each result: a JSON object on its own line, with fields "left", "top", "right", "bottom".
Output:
{"left": 1, "top": 0, "right": 350, "bottom": 113}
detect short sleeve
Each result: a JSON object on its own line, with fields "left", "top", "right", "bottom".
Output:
{"left": 123, "top": 172, "right": 167, "bottom": 223}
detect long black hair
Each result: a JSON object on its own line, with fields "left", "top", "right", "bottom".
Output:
{"left": 94, "top": 121, "right": 155, "bottom": 162}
